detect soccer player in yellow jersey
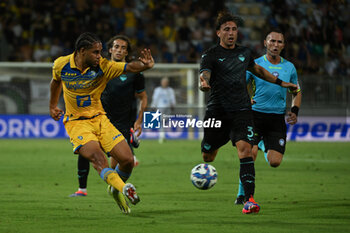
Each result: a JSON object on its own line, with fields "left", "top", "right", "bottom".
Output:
{"left": 49, "top": 32, "right": 154, "bottom": 209}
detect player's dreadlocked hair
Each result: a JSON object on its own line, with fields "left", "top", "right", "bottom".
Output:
{"left": 107, "top": 35, "right": 132, "bottom": 62}
{"left": 74, "top": 32, "right": 101, "bottom": 52}
{"left": 215, "top": 11, "right": 244, "bottom": 30}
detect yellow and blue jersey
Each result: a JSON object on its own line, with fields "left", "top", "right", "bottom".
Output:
{"left": 52, "top": 53, "right": 126, "bottom": 122}
{"left": 246, "top": 55, "right": 301, "bottom": 114}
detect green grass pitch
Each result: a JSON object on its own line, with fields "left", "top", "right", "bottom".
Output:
{"left": 0, "top": 139, "right": 349, "bottom": 233}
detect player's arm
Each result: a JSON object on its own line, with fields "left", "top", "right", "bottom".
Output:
{"left": 125, "top": 49, "right": 154, "bottom": 73}
{"left": 49, "top": 79, "right": 64, "bottom": 121}
{"left": 199, "top": 70, "right": 211, "bottom": 92}
{"left": 286, "top": 90, "right": 302, "bottom": 125}
{"left": 248, "top": 63, "right": 297, "bottom": 90}
{"left": 246, "top": 71, "right": 257, "bottom": 105}
{"left": 134, "top": 91, "right": 148, "bottom": 136}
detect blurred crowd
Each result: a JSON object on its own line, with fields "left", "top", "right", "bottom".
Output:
{"left": 264, "top": 0, "right": 350, "bottom": 76}
{"left": 0, "top": 0, "right": 349, "bottom": 76}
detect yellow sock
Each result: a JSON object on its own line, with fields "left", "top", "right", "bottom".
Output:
{"left": 106, "top": 172, "right": 125, "bottom": 192}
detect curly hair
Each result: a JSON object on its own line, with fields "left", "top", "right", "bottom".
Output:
{"left": 215, "top": 11, "right": 244, "bottom": 30}
{"left": 106, "top": 35, "right": 132, "bottom": 62}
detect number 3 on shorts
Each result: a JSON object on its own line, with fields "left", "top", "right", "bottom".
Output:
{"left": 76, "top": 95, "right": 91, "bottom": 107}
{"left": 247, "top": 126, "right": 254, "bottom": 140}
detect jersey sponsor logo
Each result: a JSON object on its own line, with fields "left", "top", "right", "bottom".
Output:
{"left": 143, "top": 110, "right": 162, "bottom": 129}
{"left": 64, "top": 72, "right": 77, "bottom": 77}
{"left": 268, "top": 66, "right": 282, "bottom": 70}
{"left": 238, "top": 54, "right": 245, "bottom": 62}
{"left": 61, "top": 69, "right": 103, "bottom": 82}
{"left": 272, "top": 71, "right": 279, "bottom": 78}
{"left": 218, "top": 58, "right": 226, "bottom": 62}
{"left": 64, "top": 80, "right": 100, "bottom": 90}
{"left": 119, "top": 74, "right": 127, "bottom": 82}
{"left": 78, "top": 136, "right": 83, "bottom": 140}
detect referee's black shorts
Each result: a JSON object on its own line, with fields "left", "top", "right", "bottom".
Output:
{"left": 201, "top": 110, "right": 254, "bottom": 153}
{"left": 252, "top": 110, "right": 287, "bottom": 154}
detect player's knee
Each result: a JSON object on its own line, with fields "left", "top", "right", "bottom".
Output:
{"left": 203, "top": 153, "right": 214, "bottom": 162}
{"left": 251, "top": 148, "right": 258, "bottom": 161}
{"left": 267, "top": 151, "right": 283, "bottom": 168}
{"left": 269, "top": 156, "right": 282, "bottom": 167}
{"left": 119, "top": 155, "right": 134, "bottom": 169}
{"left": 269, "top": 161, "right": 281, "bottom": 167}
{"left": 237, "top": 145, "right": 252, "bottom": 158}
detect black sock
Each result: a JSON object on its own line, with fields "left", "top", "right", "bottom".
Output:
{"left": 239, "top": 157, "right": 255, "bottom": 202}
{"left": 78, "top": 154, "right": 90, "bottom": 189}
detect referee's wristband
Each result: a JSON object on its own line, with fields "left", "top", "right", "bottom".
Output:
{"left": 275, "top": 78, "right": 282, "bottom": 86}
{"left": 291, "top": 106, "right": 299, "bottom": 116}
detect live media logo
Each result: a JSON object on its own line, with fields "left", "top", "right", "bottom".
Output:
{"left": 143, "top": 110, "right": 162, "bottom": 129}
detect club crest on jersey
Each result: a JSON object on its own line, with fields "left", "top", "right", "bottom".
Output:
{"left": 119, "top": 74, "right": 127, "bottom": 81}
{"left": 279, "top": 138, "right": 285, "bottom": 146}
{"left": 238, "top": 54, "right": 245, "bottom": 62}
{"left": 203, "top": 143, "right": 211, "bottom": 150}
{"left": 272, "top": 71, "right": 279, "bottom": 77}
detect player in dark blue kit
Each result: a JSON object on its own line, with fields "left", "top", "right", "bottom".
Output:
{"left": 199, "top": 12, "right": 297, "bottom": 214}
{"left": 70, "top": 35, "right": 147, "bottom": 214}
{"left": 235, "top": 29, "right": 302, "bottom": 204}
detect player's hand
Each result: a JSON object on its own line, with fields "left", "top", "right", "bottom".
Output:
{"left": 133, "top": 121, "right": 142, "bottom": 137}
{"left": 281, "top": 81, "right": 297, "bottom": 91}
{"left": 139, "top": 48, "right": 154, "bottom": 69}
{"left": 50, "top": 106, "right": 64, "bottom": 121}
{"left": 286, "top": 112, "right": 297, "bottom": 125}
{"left": 251, "top": 99, "right": 256, "bottom": 105}
{"left": 199, "top": 75, "right": 211, "bottom": 92}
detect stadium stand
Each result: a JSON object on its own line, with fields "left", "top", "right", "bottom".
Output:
{"left": 0, "top": 0, "right": 349, "bottom": 76}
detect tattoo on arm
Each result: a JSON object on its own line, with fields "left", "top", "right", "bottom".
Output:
{"left": 199, "top": 70, "right": 211, "bottom": 91}
{"left": 201, "top": 71, "right": 211, "bottom": 83}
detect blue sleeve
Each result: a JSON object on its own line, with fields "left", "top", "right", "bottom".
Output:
{"left": 289, "top": 64, "right": 301, "bottom": 93}
{"left": 246, "top": 71, "right": 253, "bottom": 84}
{"left": 290, "top": 65, "right": 298, "bottom": 85}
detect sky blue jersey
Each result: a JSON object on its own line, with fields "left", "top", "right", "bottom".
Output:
{"left": 246, "top": 55, "right": 300, "bottom": 114}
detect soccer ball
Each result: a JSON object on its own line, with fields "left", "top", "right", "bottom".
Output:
{"left": 190, "top": 163, "right": 218, "bottom": 190}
